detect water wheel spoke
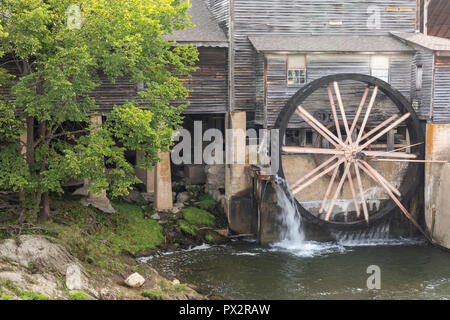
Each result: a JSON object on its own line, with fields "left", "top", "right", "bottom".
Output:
{"left": 374, "top": 142, "right": 423, "bottom": 157}
{"left": 359, "top": 114, "right": 399, "bottom": 143}
{"left": 290, "top": 155, "right": 339, "bottom": 190}
{"left": 348, "top": 87, "right": 369, "bottom": 140}
{"left": 356, "top": 86, "right": 378, "bottom": 144}
{"left": 354, "top": 162, "right": 369, "bottom": 223}
{"left": 325, "top": 161, "right": 351, "bottom": 221}
{"left": 319, "top": 165, "right": 340, "bottom": 214}
{"left": 292, "top": 158, "right": 346, "bottom": 195}
{"left": 360, "top": 160, "right": 401, "bottom": 197}
{"left": 357, "top": 161, "right": 431, "bottom": 241}
{"left": 364, "top": 150, "right": 417, "bottom": 159}
{"left": 281, "top": 146, "right": 344, "bottom": 156}
{"left": 333, "top": 81, "right": 352, "bottom": 142}
{"left": 296, "top": 106, "right": 346, "bottom": 147}
{"left": 359, "top": 113, "right": 411, "bottom": 151}
{"left": 346, "top": 168, "right": 361, "bottom": 218}
{"left": 327, "top": 86, "right": 343, "bottom": 141}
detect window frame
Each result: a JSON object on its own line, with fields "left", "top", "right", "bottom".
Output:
{"left": 370, "top": 56, "right": 390, "bottom": 83}
{"left": 286, "top": 55, "right": 307, "bottom": 87}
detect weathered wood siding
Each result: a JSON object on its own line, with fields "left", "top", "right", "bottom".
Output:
{"left": 411, "top": 48, "right": 434, "bottom": 120}
{"left": 433, "top": 66, "right": 450, "bottom": 123}
{"left": 261, "top": 53, "right": 413, "bottom": 128}
{"left": 181, "top": 47, "right": 228, "bottom": 114}
{"left": 2, "top": 48, "right": 228, "bottom": 115}
{"left": 232, "top": 0, "right": 417, "bottom": 116}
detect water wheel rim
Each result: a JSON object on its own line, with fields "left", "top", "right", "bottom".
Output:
{"left": 274, "top": 74, "right": 424, "bottom": 231}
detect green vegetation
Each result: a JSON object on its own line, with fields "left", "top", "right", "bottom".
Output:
{"left": 143, "top": 289, "right": 165, "bottom": 300}
{"left": 44, "top": 199, "right": 163, "bottom": 272}
{"left": 205, "top": 234, "right": 214, "bottom": 242}
{"left": 198, "top": 193, "right": 217, "bottom": 210}
{"left": 0, "top": 0, "right": 198, "bottom": 221}
{"left": 178, "top": 219, "right": 197, "bottom": 236}
{"left": 69, "top": 292, "right": 88, "bottom": 300}
{"left": 0, "top": 281, "right": 49, "bottom": 300}
{"left": 182, "top": 207, "right": 215, "bottom": 227}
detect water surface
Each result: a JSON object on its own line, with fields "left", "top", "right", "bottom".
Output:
{"left": 143, "top": 240, "right": 450, "bottom": 300}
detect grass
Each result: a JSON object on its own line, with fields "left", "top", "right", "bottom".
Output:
{"left": 197, "top": 193, "right": 217, "bottom": 210}
{"left": 182, "top": 207, "right": 215, "bottom": 227}
{"left": 178, "top": 220, "right": 197, "bottom": 236}
{"left": 69, "top": 292, "right": 88, "bottom": 300}
{"left": 43, "top": 199, "right": 164, "bottom": 272}
{"left": 142, "top": 289, "right": 165, "bottom": 300}
{"left": 0, "top": 280, "right": 49, "bottom": 300}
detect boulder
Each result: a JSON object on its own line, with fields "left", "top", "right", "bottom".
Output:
{"left": 66, "top": 264, "right": 82, "bottom": 290}
{"left": 176, "top": 192, "right": 190, "bottom": 204}
{"left": 0, "top": 235, "right": 79, "bottom": 275}
{"left": 124, "top": 273, "right": 145, "bottom": 288}
{"left": 150, "top": 213, "right": 160, "bottom": 220}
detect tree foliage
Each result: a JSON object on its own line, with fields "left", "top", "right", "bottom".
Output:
{"left": 0, "top": 0, "right": 198, "bottom": 219}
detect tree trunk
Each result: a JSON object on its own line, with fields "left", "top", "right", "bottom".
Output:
{"left": 38, "top": 121, "right": 51, "bottom": 221}
{"left": 26, "top": 116, "right": 34, "bottom": 170}
{"left": 39, "top": 192, "right": 50, "bottom": 221}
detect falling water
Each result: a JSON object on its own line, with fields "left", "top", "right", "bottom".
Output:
{"left": 273, "top": 175, "right": 305, "bottom": 243}
{"left": 271, "top": 176, "right": 345, "bottom": 257}
{"left": 270, "top": 176, "right": 413, "bottom": 256}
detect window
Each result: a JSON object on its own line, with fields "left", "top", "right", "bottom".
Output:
{"left": 371, "top": 56, "right": 389, "bottom": 82}
{"left": 416, "top": 65, "right": 423, "bottom": 90}
{"left": 287, "top": 55, "right": 307, "bottom": 86}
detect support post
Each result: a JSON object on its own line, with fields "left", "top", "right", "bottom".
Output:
{"left": 155, "top": 152, "right": 173, "bottom": 210}
{"left": 135, "top": 150, "right": 155, "bottom": 193}
{"left": 84, "top": 115, "right": 115, "bottom": 213}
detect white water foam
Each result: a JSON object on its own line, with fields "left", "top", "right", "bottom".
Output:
{"left": 269, "top": 176, "right": 420, "bottom": 257}
{"left": 270, "top": 176, "right": 347, "bottom": 257}
{"left": 137, "top": 243, "right": 212, "bottom": 263}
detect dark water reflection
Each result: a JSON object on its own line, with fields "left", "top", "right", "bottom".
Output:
{"left": 143, "top": 240, "right": 450, "bottom": 300}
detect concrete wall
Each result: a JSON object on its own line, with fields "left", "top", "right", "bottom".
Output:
{"left": 425, "top": 123, "right": 450, "bottom": 249}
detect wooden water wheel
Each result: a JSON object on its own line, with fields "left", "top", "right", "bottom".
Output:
{"left": 274, "top": 74, "right": 428, "bottom": 236}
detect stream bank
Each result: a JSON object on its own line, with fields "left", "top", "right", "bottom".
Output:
{"left": 0, "top": 187, "right": 229, "bottom": 300}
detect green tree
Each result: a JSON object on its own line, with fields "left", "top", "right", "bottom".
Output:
{"left": 0, "top": 0, "right": 198, "bottom": 221}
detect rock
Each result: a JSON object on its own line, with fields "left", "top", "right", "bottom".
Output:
{"left": 172, "top": 207, "right": 180, "bottom": 214}
{"left": 172, "top": 279, "right": 180, "bottom": 285}
{"left": 0, "top": 235, "right": 91, "bottom": 298}
{"left": 0, "top": 235, "right": 79, "bottom": 275}
{"left": 140, "top": 192, "right": 154, "bottom": 203}
{"left": 121, "top": 189, "right": 147, "bottom": 205}
{"left": 176, "top": 192, "right": 190, "bottom": 204}
{"left": 124, "top": 273, "right": 145, "bottom": 288}
{"left": 151, "top": 213, "right": 160, "bottom": 220}
{"left": 66, "top": 264, "right": 82, "bottom": 290}
{"left": 98, "top": 288, "right": 118, "bottom": 300}
{"left": 174, "top": 202, "right": 185, "bottom": 209}
{"left": 81, "top": 197, "right": 116, "bottom": 214}
{"left": 72, "top": 184, "right": 89, "bottom": 197}
{"left": 205, "top": 165, "right": 225, "bottom": 187}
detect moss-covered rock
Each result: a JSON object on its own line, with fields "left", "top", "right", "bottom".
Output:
{"left": 182, "top": 207, "right": 215, "bottom": 227}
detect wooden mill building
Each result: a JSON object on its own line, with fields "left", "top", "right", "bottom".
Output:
{"left": 166, "top": 0, "right": 450, "bottom": 246}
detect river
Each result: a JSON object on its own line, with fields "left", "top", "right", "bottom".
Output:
{"left": 142, "top": 239, "right": 450, "bottom": 300}
{"left": 142, "top": 177, "right": 449, "bottom": 300}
